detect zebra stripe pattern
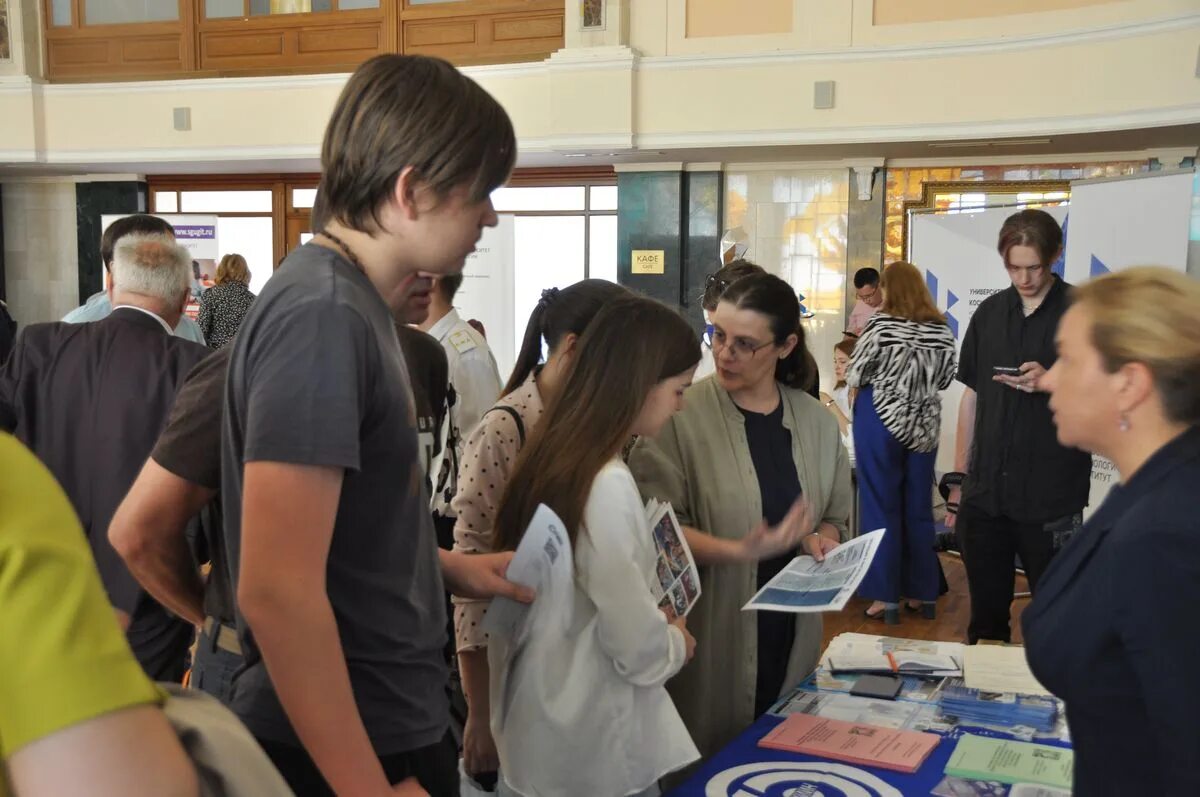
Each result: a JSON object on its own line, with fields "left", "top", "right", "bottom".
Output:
{"left": 845, "top": 313, "right": 958, "bottom": 453}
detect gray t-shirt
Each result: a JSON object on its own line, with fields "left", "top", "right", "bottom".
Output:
{"left": 220, "top": 243, "right": 448, "bottom": 754}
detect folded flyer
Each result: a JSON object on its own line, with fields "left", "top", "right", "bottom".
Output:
{"left": 646, "top": 499, "right": 701, "bottom": 620}
{"left": 743, "top": 529, "right": 884, "bottom": 613}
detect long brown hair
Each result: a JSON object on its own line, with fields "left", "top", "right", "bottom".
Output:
{"left": 319, "top": 55, "right": 516, "bottom": 232}
{"left": 494, "top": 295, "right": 700, "bottom": 553}
{"left": 881, "top": 261, "right": 945, "bottom": 324}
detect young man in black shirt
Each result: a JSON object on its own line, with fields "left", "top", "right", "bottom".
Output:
{"left": 946, "top": 209, "right": 1091, "bottom": 644}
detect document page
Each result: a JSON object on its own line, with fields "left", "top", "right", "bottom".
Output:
{"left": 743, "top": 529, "right": 884, "bottom": 613}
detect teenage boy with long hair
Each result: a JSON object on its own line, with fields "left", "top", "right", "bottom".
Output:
{"left": 221, "top": 55, "right": 522, "bottom": 797}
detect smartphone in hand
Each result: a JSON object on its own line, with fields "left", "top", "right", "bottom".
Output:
{"left": 992, "top": 365, "right": 1023, "bottom": 376}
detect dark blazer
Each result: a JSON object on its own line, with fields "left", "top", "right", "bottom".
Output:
{"left": 0, "top": 307, "right": 211, "bottom": 679}
{"left": 1022, "top": 426, "right": 1200, "bottom": 796}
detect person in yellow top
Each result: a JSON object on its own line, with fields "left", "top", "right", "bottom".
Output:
{"left": 0, "top": 432, "right": 198, "bottom": 797}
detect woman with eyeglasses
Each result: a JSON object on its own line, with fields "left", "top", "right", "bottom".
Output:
{"left": 695, "top": 260, "right": 767, "bottom": 381}
{"left": 629, "top": 271, "right": 852, "bottom": 761}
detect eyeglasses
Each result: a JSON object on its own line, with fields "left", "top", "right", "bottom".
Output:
{"left": 855, "top": 285, "right": 879, "bottom": 302}
{"left": 708, "top": 327, "right": 775, "bottom": 360}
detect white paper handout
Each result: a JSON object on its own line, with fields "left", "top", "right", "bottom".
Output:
{"left": 645, "top": 499, "right": 701, "bottom": 619}
{"left": 742, "top": 529, "right": 885, "bottom": 613}
{"left": 480, "top": 503, "right": 574, "bottom": 647}
{"left": 963, "top": 645, "right": 1051, "bottom": 697}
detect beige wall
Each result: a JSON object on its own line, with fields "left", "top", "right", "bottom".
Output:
{"left": 0, "top": 1, "right": 1195, "bottom": 166}
{"left": 873, "top": 0, "right": 1121, "bottom": 27}
{"left": 2, "top": 181, "right": 80, "bottom": 325}
{"left": 685, "top": 0, "right": 792, "bottom": 39}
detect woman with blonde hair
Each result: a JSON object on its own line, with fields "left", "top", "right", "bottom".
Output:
{"left": 198, "top": 253, "right": 255, "bottom": 349}
{"left": 1024, "top": 266, "right": 1200, "bottom": 795}
{"left": 847, "top": 260, "right": 956, "bottom": 623}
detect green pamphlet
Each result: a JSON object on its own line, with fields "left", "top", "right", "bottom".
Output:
{"left": 945, "top": 735, "right": 1073, "bottom": 790}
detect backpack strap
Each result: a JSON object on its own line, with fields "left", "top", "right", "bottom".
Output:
{"left": 484, "top": 405, "right": 525, "bottom": 447}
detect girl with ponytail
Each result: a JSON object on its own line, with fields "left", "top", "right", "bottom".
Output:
{"left": 450, "top": 278, "right": 627, "bottom": 785}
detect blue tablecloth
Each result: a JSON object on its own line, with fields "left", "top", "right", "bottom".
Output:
{"left": 665, "top": 714, "right": 1072, "bottom": 797}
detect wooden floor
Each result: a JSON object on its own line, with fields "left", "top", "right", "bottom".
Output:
{"left": 820, "top": 552, "right": 1030, "bottom": 647}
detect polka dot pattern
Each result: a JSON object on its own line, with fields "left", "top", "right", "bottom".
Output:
{"left": 450, "top": 373, "right": 545, "bottom": 652}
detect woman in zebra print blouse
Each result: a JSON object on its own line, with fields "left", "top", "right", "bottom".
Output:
{"left": 847, "top": 261, "right": 957, "bottom": 624}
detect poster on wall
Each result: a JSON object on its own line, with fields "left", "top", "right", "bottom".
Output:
{"left": 454, "top": 215, "right": 516, "bottom": 383}
{"left": 101, "top": 213, "right": 220, "bottom": 321}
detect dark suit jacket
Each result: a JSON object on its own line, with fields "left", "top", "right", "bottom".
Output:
{"left": 0, "top": 307, "right": 211, "bottom": 679}
{"left": 1022, "top": 426, "right": 1200, "bottom": 796}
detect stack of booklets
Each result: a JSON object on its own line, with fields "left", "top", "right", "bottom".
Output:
{"left": 759, "top": 713, "right": 941, "bottom": 774}
{"left": 938, "top": 678, "right": 1059, "bottom": 732}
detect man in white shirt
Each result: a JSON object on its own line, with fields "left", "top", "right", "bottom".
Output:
{"left": 420, "top": 273, "right": 503, "bottom": 543}
{"left": 847, "top": 267, "right": 883, "bottom": 336}
{"left": 420, "top": 273, "right": 502, "bottom": 444}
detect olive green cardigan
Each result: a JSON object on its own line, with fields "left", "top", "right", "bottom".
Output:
{"left": 628, "top": 376, "right": 852, "bottom": 759}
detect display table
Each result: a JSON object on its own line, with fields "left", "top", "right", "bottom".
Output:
{"left": 665, "top": 639, "right": 1073, "bottom": 797}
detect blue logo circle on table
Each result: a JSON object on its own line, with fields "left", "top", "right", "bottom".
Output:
{"left": 705, "top": 762, "right": 902, "bottom": 797}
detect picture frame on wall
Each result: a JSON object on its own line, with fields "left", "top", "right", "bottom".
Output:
{"left": 581, "top": 0, "right": 606, "bottom": 31}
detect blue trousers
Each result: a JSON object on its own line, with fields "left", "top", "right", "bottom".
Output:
{"left": 853, "top": 386, "right": 940, "bottom": 603}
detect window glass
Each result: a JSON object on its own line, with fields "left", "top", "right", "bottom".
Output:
{"left": 154, "top": 192, "right": 179, "bottom": 213}
{"left": 589, "top": 185, "right": 618, "bottom": 211}
{"left": 492, "top": 186, "right": 586, "bottom": 212}
{"left": 216, "top": 217, "right": 275, "bottom": 295}
{"left": 512, "top": 216, "right": 585, "bottom": 351}
{"left": 181, "top": 190, "right": 273, "bottom": 213}
{"left": 84, "top": 0, "right": 179, "bottom": 24}
{"left": 588, "top": 215, "right": 618, "bottom": 283}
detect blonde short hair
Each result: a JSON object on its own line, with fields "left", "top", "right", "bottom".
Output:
{"left": 111, "top": 233, "right": 191, "bottom": 302}
{"left": 1072, "top": 266, "right": 1200, "bottom": 425}
{"left": 215, "top": 254, "right": 250, "bottom": 286}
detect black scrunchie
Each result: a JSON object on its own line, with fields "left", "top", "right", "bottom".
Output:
{"left": 539, "top": 287, "right": 560, "bottom": 308}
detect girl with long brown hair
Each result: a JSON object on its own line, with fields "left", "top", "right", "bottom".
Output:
{"left": 489, "top": 295, "right": 701, "bottom": 797}
{"left": 846, "top": 260, "right": 957, "bottom": 623}
{"left": 451, "top": 278, "right": 627, "bottom": 785}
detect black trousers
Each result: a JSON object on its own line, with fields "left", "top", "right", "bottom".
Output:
{"left": 957, "top": 504, "right": 1056, "bottom": 644}
{"left": 259, "top": 731, "right": 459, "bottom": 797}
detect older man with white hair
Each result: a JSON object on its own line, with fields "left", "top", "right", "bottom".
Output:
{"left": 0, "top": 232, "right": 212, "bottom": 680}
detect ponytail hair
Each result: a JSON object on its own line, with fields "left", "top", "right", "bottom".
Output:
{"left": 719, "top": 272, "right": 815, "bottom": 392}
{"left": 503, "top": 279, "right": 629, "bottom": 396}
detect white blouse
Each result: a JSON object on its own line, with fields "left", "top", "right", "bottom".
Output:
{"left": 489, "top": 461, "right": 699, "bottom": 797}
